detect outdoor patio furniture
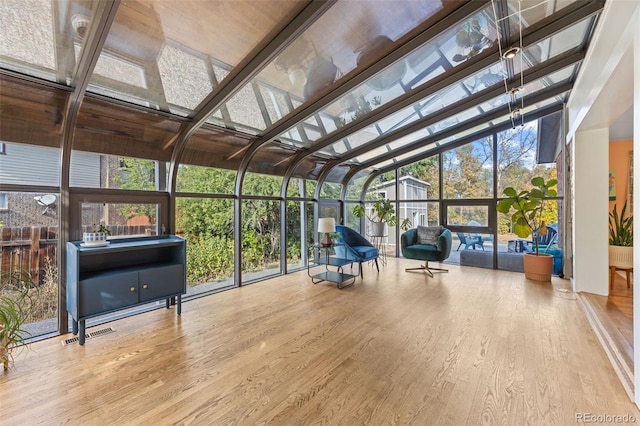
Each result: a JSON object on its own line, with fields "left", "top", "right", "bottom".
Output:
{"left": 456, "top": 232, "right": 483, "bottom": 251}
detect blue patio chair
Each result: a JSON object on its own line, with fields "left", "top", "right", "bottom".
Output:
{"left": 456, "top": 232, "right": 483, "bottom": 251}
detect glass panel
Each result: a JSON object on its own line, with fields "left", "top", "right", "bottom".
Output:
{"left": 276, "top": 5, "right": 493, "bottom": 148}
{"left": 0, "top": 143, "right": 61, "bottom": 186}
{"left": 345, "top": 176, "right": 368, "bottom": 200}
{"left": 223, "top": 84, "right": 267, "bottom": 131}
{"left": 514, "top": 17, "right": 592, "bottom": 74}
{"left": 399, "top": 156, "right": 440, "bottom": 200}
{"left": 70, "top": 152, "right": 165, "bottom": 190}
{"left": 368, "top": 95, "right": 564, "bottom": 172}
{"left": 286, "top": 200, "right": 313, "bottom": 271}
{"left": 0, "top": 191, "right": 60, "bottom": 338}
{"left": 176, "top": 165, "right": 236, "bottom": 195}
{"left": 498, "top": 123, "right": 542, "bottom": 195}
{"left": 243, "top": 173, "right": 282, "bottom": 197}
{"left": 287, "top": 178, "right": 304, "bottom": 198}
{"left": 446, "top": 205, "right": 489, "bottom": 227}
{"left": 399, "top": 201, "right": 440, "bottom": 228}
{"left": 497, "top": 122, "right": 559, "bottom": 197}
{"left": 505, "top": 0, "right": 577, "bottom": 37}
{"left": 344, "top": 201, "right": 362, "bottom": 234}
{"left": 320, "top": 182, "right": 341, "bottom": 199}
{"left": 87, "top": 0, "right": 303, "bottom": 113}
{"left": 452, "top": 232, "right": 494, "bottom": 267}
{"left": 0, "top": 0, "right": 91, "bottom": 83}
{"left": 175, "top": 197, "right": 235, "bottom": 294}
{"left": 157, "top": 44, "right": 213, "bottom": 113}
{"left": 306, "top": 180, "right": 317, "bottom": 198}
{"left": 443, "top": 137, "right": 494, "bottom": 199}
{"left": 241, "top": 199, "right": 281, "bottom": 282}
{"left": 81, "top": 202, "right": 158, "bottom": 238}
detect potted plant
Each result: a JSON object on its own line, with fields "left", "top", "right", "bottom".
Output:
{"left": 353, "top": 199, "right": 411, "bottom": 237}
{"left": 496, "top": 176, "right": 558, "bottom": 281}
{"left": 83, "top": 222, "right": 111, "bottom": 245}
{"left": 609, "top": 200, "right": 633, "bottom": 271}
{"left": 0, "top": 271, "right": 34, "bottom": 370}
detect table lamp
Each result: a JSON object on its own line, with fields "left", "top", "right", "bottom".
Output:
{"left": 318, "top": 217, "right": 336, "bottom": 247}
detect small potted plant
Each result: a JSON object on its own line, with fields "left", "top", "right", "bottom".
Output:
{"left": 83, "top": 222, "right": 111, "bottom": 245}
{"left": 609, "top": 200, "right": 633, "bottom": 270}
{"left": 496, "top": 176, "right": 557, "bottom": 281}
{"left": 353, "top": 199, "right": 411, "bottom": 237}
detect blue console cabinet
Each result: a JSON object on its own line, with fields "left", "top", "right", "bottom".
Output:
{"left": 66, "top": 235, "right": 186, "bottom": 345}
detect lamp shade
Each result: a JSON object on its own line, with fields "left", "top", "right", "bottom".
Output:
{"left": 317, "top": 217, "right": 336, "bottom": 233}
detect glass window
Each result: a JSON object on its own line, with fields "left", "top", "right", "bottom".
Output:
{"left": 70, "top": 152, "right": 166, "bottom": 191}
{"left": 176, "top": 165, "right": 236, "bottom": 195}
{"left": 81, "top": 202, "right": 159, "bottom": 238}
{"left": 241, "top": 199, "right": 281, "bottom": 282}
{"left": 158, "top": 45, "right": 213, "bottom": 113}
{"left": 443, "top": 137, "right": 494, "bottom": 199}
{"left": 320, "top": 182, "right": 341, "bottom": 199}
{"left": 287, "top": 201, "right": 313, "bottom": 271}
{"left": 175, "top": 197, "right": 235, "bottom": 294}
{"left": 399, "top": 201, "right": 439, "bottom": 228}
{"left": 0, "top": 191, "right": 60, "bottom": 339}
{"left": 85, "top": 0, "right": 302, "bottom": 114}
{"left": 0, "top": 143, "right": 60, "bottom": 186}
{"left": 399, "top": 156, "right": 439, "bottom": 200}
{"left": 243, "top": 173, "right": 282, "bottom": 197}
{"left": 446, "top": 205, "right": 489, "bottom": 227}
{"left": 0, "top": 0, "right": 86, "bottom": 83}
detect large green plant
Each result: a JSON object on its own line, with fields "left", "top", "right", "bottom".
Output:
{"left": 352, "top": 199, "right": 411, "bottom": 230}
{"left": 609, "top": 201, "right": 633, "bottom": 247}
{"left": 496, "top": 176, "right": 558, "bottom": 255}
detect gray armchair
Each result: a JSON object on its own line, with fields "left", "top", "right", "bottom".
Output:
{"left": 401, "top": 227, "right": 452, "bottom": 276}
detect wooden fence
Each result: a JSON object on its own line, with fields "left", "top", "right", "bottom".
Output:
{"left": 0, "top": 225, "right": 155, "bottom": 285}
{"left": 0, "top": 226, "right": 58, "bottom": 285}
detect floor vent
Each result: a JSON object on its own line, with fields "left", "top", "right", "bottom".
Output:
{"left": 62, "top": 327, "right": 115, "bottom": 346}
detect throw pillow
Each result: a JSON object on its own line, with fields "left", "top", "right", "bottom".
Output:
{"left": 417, "top": 225, "right": 442, "bottom": 245}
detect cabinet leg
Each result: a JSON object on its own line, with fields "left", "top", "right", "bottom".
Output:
{"left": 166, "top": 298, "right": 170, "bottom": 309}
{"left": 79, "top": 321, "right": 86, "bottom": 345}
{"left": 72, "top": 319, "right": 78, "bottom": 335}
{"left": 177, "top": 295, "right": 182, "bottom": 315}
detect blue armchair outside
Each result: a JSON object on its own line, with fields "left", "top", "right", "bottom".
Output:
{"left": 334, "top": 225, "right": 380, "bottom": 278}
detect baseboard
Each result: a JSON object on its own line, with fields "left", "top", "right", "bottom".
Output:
{"left": 578, "top": 293, "right": 634, "bottom": 400}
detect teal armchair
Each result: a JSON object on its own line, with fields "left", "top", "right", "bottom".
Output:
{"left": 401, "top": 227, "right": 452, "bottom": 276}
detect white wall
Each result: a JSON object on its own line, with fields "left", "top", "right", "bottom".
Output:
{"left": 572, "top": 128, "right": 609, "bottom": 295}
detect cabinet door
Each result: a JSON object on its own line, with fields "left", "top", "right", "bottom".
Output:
{"left": 138, "top": 264, "right": 184, "bottom": 302}
{"left": 79, "top": 271, "right": 139, "bottom": 317}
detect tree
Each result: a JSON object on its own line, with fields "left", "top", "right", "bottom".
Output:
{"left": 113, "top": 157, "right": 157, "bottom": 222}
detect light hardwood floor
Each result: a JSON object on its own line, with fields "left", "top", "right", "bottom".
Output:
{"left": 1, "top": 259, "right": 638, "bottom": 425}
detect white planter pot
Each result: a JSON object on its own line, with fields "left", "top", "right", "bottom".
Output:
{"left": 83, "top": 232, "right": 108, "bottom": 243}
{"left": 370, "top": 222, "right": 386, "bottom": 237}
{"left": 609, "top": 245, "right": 633, "bottom": 269}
